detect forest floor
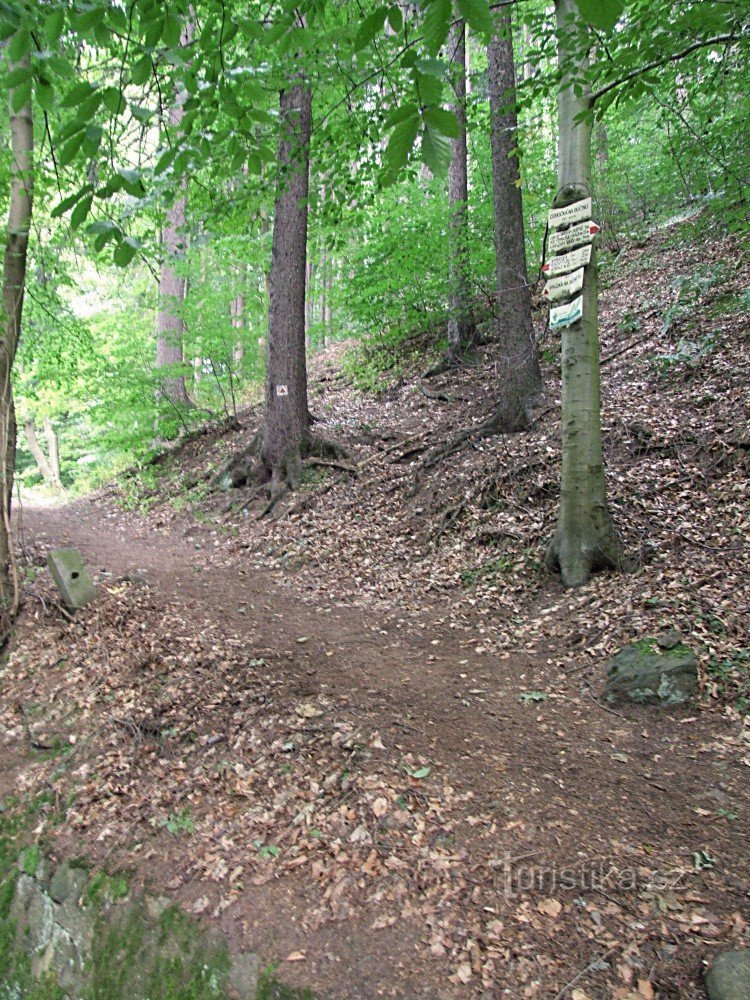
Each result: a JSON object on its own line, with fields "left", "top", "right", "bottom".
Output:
{"left": 2, "top": 222, "right": 749, "bottom": 999}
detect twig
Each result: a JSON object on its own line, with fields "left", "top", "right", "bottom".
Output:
{"left": 553, "top": 945, "right": 618, "bottom": 1000}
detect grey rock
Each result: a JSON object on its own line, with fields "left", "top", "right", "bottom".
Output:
{"left": 228, "top": 951, "right": 259, "bottom": 998}
{"left": 49, "top": 863, "right": 88, "bottom": 904}
{"left": 605, "top": 639, "right": 698, "bottom": 705}
{"left": 705, "top": 949, "right": 750, "bottom": 1000}
{"left": 656, "top": 627, "right": 682, "bottom": 650}
{"left": 47, "top": 549, "right": 97, "bottom": 609}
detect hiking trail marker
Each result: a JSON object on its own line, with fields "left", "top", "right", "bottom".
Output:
{"left": 276, "top": 384, "right": 288, "bottom": 397}
{"left": 548, "top": 196, "right": 592, "bottom": 229}
{"left": 550, "top": 294, "right": 584, "bottom": 330}
{"left": 542, "top": 266, "right": 584, "bottom": 302}
{"left": 548, "top": 219, "right": 601, "bottom": 254}
{"left": 542, "top": 243, "right": 592, "bottom": 277}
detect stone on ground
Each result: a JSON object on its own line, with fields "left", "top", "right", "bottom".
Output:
{"left": 704, "top": 949, "right": 750, "bottom": 1000}
{"left": 47, "top": 548, "right": 97, "bottom": 609}
{"left": 604, "top": 633, "right": 697, "bottom": 705}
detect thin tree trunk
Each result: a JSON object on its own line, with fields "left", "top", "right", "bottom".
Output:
{"left": 23, "top": 421, "right": 56, "bottom": 487}
{"left": 446, "top": 18, "right": 476, "bottom": 362}
{"left": 231, "top": 265, "right": 245, "bottom": 364}
{"left": 156, "top": 22, "right": 193, "bottom": 407}
{"left": 0, "top": 51, "right": 33, "bottom": 612}
{"left": 545, "top": 0, "right": 622, "bottom": 588}
{"left": 43, "top": 418, "right": 62, "bottom": 488}
{"left": 487, "top": 17, "right": 543, "bottom": 429}
{"left": 255, "top": 80, "right": 313, "bottom": 489}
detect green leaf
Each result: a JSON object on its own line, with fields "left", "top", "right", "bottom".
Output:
{"left": 113, "top": 238, "right": 138, "bottom": 267}
{"left": 355, "top": 6, "right": 387, "bottom": 51}
{"left": 384, "top": 111, "right": 420, "bottom": 171}
{"left": 411, "top": 767, "right": 430, "bottom": 779}
{"left": 36, "top": 78, "right": 54, "bottom": 112}
{"left": 70, "top": 195, "right": 93, "bottom": 229}
{"left": 51, "top": 187, "right": 91, "bottom": 218}
{"left": 101, "top": 86, "right": 125, "bottom": 115}
{"left": 6, "top": 65, "right": 32, "bottom": 88}
{"left": 7, "top": 27, "right": 30, "bottom": 62}
{"left": 43, "top": 8, "right": 65, "bottom": 45}
{"left": 387, "top": 5, "right": 403, "bottom": 33}
{"left": 162, "top": 11, "right": 182, "bottom": 48}
{"left": 423, "top": 0, "right": 451, "bottom": 56}
{"left": 61, "top": 81, "right": 96, "bottom": 108}
{"left": 10, "top": 80, "right": 32, "bottom": 113}
{"left": 420, "top": 122, "right": 451, "bottom": 175}
{"left": 117, "top": 168, "right": 144, "bottom": 197}
{"left": 154, "top": 146, "right": 177, "bottom": 175}
{"left": 131, "top": 54, "right": 152, "bottom": 86}
{"left": 423, "top": 106, "right": 460, "bottom": 138}
{"left": 457, "top": 0, "right": 493, "bottom": 35}
{"left": 574, "top": 0, "right": 624, "bottom": 32}
{"left": 57, "top": 131, "right": 87, "bottom": 167}
{"left": 384, "top": 102, "right": 418, "bottom": 129}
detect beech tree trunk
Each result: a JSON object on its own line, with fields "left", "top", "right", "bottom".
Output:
{"left": 446, "top": 19, "right": 476, "bottom": 361}
{"left": 0, "top": 53, "right": 33, "bottom": 611}
{"left": 231, "top": 266, "right": 245, "bottom": 364}
{"left": 23, "top": 421, "right": 57, "bottom": 488}
{"left": 156, "top": 23, "right": 193, "bottom": 407}
{"left": 256, "top": 81, "right": 313, "bottom": 489}
{"left": 487, "top": 18, "right": 543, "bottom": 430}
{"left": 545, "top": 0, "right": 622, "bottom": 587}
{"left": 43, "top": 418, "right": 62, "bottom": 487}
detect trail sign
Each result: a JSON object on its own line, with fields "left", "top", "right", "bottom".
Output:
{"left": 542, "top": 243, "right": 592, "bottom": 276}
{"left": 548, "top": 197, "right": 592, "bottom": 229}
{"left": 548, "top": 220, "right": 600, "bottom": 254}
{"left": 543, "top": 267, "right": 584, "bottom": 302}
{"left": 550, "top": 294, "right": 583, "bottom": 330}
{"left": 276, "top": 384, "right": 288, "bottom": 397}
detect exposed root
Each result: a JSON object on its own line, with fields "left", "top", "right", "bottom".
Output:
{"left": 305, "top": 457, "right": 358, "bottom": 476}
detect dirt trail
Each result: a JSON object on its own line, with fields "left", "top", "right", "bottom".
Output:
{"left": 12, "top": 496, "right": 750, "bottom": 999}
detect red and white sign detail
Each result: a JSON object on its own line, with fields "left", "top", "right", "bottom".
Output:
{"left": 548, "top": 220, "right": 600, "bottom": 254}
{"left": 276, "top": 384, "right": 289, "bottom": 397}
{"left": 542, "top": 243, "right": 592, "bottom": 276}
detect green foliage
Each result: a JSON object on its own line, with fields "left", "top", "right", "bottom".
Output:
{"left": 160, "top": 808, "right": 196, "bottom": 836}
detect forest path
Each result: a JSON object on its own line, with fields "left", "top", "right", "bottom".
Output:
{"left": 14, "top": 495, "right": 750, "bottom": 999}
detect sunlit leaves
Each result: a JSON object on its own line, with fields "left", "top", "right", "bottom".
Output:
{"left": 575, "top": 0, "right": 625, "bottom": 32}
{"left": 420, "top": 122, "right": 451, "bottom": 173}
{"left": 423, "top": 0, "right": 451, "bottom": 56}
{"left": 384, "top": 110, "right": 420, "bottom": 173}
{"left": 355, "top": 5, "right": 388, "bottom": 50}
{"left": 456, "top": 0, "right": 493, "bottom": 36}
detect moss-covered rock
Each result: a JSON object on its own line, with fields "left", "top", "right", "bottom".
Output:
{"left": 604, "top": 634, "right": 697, "bottom": 705}
{"left": 704, "top": 948, "right": 750, "bottom": 1000}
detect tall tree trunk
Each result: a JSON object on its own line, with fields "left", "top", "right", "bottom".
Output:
{"left": 23, "top": 421, "right": 55, "bottom": 487}
{"left": 545, "top": 0, "right": 622, "bottom": 588}
{"left": 256, "top": 80, "right": 313, "bottom": 490}
{"left": 231, "top": 265, "right": 245, "bottom": 364}
{"left": 446, "top": 18, "right": 476, "bottom": 362}
{"left": 0, "top": 52, "right": 33, "bottom": 612}
{"left": 487, "top": 17, "right": 542, "bottom": 430}
{"left": 155, "top": 22, "right": 193, "bottom": 407}
{"left": 43, "top": 418, "right": 62, "bottom": 488}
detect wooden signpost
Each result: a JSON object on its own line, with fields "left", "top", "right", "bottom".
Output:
{"left": 549, "top": 294, "right": 583, "bottom": 330}
{"left": 542, "top": 266, "right": 584, "bottom": 302}
{"left": 542, "top": 198, "right": 599, "bottom": 329}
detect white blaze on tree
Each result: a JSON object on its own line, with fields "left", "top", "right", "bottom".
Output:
{"left": 545, "top": 0, "right": 622, "bottom": 587}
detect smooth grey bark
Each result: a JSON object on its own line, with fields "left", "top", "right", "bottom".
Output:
{"left": 0, "top": 53, "right": 33, "bottom": 612}
{"left": 256, "top": 80, "right": 314, "bottom": 489}
{"left": 487, "top": 18, "right": 543, "bottom": 430}
{"left": 231, "top": 265, "right": 246, "bottom": 364}
{"left": 155, "top": 23, "right": 193, "bottom": 407}
{"left": 43, "top": 418, "right": 62, "bottom": 487}
{"left": 446, "top": 18, "right": 476, "bottom": 361}
{"left": 23, "top": 421, "right": 58, "bottom": 489}
{"left": 545, "top": 0, "right": 622, "bottom": 587}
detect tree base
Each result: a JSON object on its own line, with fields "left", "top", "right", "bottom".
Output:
{"left": 545, "top": 525, "right": 624, "bottom": 589}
